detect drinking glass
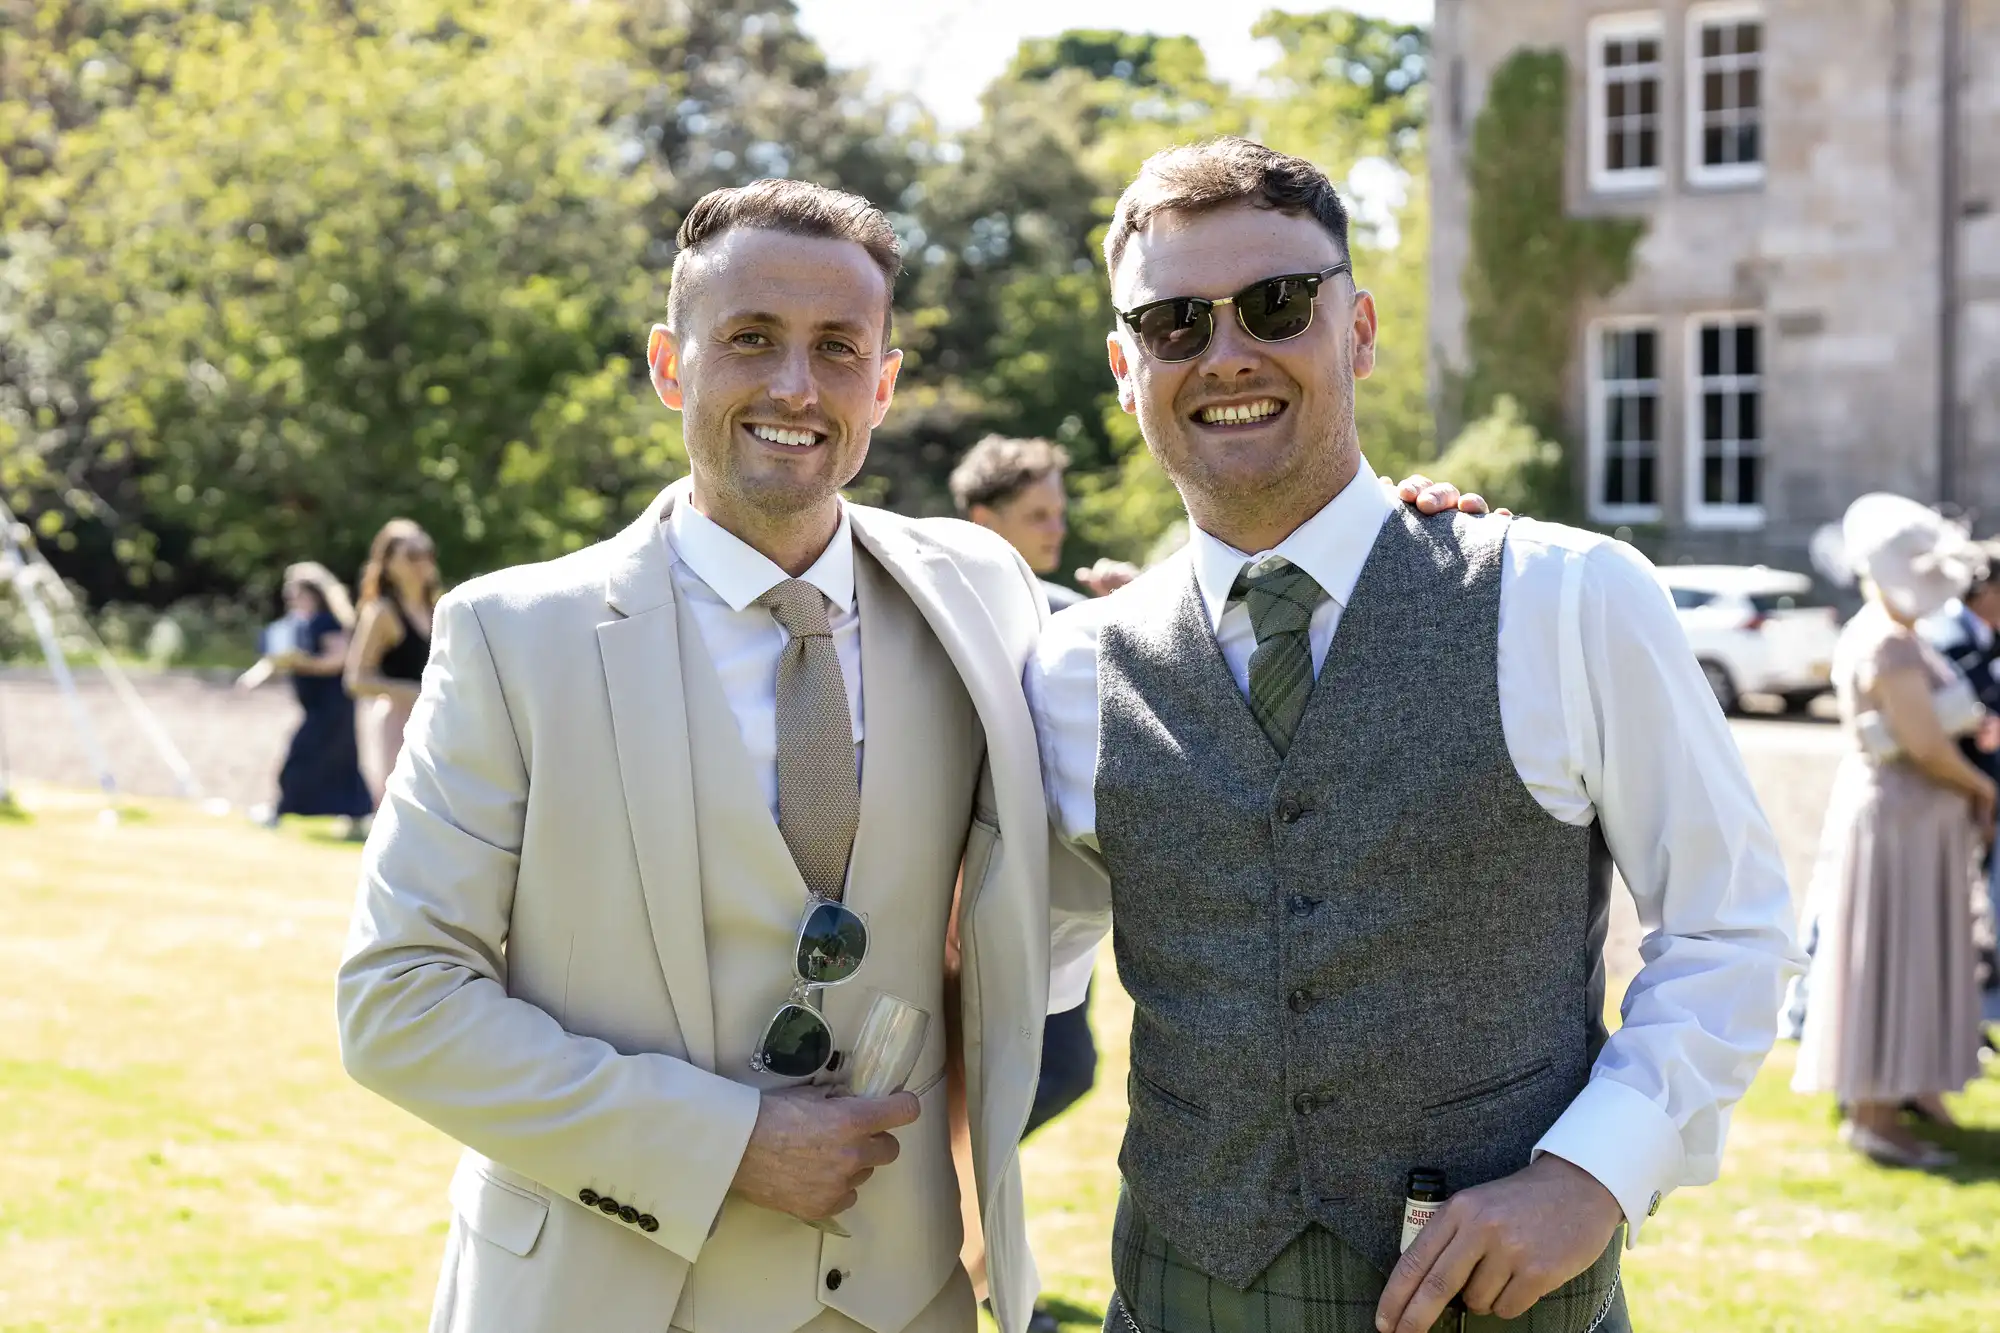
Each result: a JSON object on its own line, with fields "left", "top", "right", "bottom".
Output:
{"left": 844, "top": 991, "right": 930, "bottom": 1099}
{"left": 803, "top": 992, "right": 931, "bottom": 1239}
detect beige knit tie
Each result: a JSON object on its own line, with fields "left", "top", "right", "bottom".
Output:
{"left": 758, "top": 579, "right": 860, "bottom": 901}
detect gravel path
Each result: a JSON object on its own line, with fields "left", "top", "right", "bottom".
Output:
{"left": 2, "top": 666, "right": 1843, "bottom": 977}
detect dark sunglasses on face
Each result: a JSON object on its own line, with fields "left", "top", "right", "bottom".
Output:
{"left": 750, "top": 899, "right": 870, "bottom": 1078}
{"left": 1117, "top": 263, "right": 1353, "bottom": 364}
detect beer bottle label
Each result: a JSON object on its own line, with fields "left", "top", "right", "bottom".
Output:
{"left": 1399, "top": 1197, "right": 1441, "bottom": 1253}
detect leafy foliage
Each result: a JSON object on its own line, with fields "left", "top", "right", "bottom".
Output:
{"left": 0, "top": 5, "right": 1463, "bottom": 603}
{"left": 1430, "top": 395, "right": 1566, "bottom": 518}
{"left": 1457, "top": 49, "right": 1645, "bottom": 485}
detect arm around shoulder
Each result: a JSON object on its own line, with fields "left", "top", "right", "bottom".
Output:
{"left": 336, "top": 591, "right": 760, "bottom": 1263}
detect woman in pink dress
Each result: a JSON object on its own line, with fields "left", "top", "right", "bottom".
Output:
{"left": 1794, "top": 494, "right": 1996, "bottom": 1167}
{"left": 345, "top": 518, "right": 439, "bottom": 806}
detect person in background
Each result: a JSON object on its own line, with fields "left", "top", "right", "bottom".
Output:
{"left": 950, "top": 435, "right": 1105, "bottom": 1333}
{"left": 345, "top": 517, "right": 440, "bottom": 805}
{"left": 949, "top": 435, "right": 1138, "bottom": 611}
{"left": 237, "top": 561, "right": 374, "bottom": 838}
{"left": 1793, "top": 495, "right": 1996, "bottom": 1167}
{"left": 1922, "top": 546, "right": 2000, "bottom": 998}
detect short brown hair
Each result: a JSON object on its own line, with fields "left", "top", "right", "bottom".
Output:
{"left": 1103, "top": 137, "right": 1350, "bottom": 277}
{"left": 668, "top": 178, "right": 902, "bottom": 339}
{"left": 948, "top": 435, "right": 1071, "bottom": 514}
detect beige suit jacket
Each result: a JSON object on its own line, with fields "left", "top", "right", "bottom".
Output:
{"left": 336, "top": 490, "right": 1065, "bottom": 1333}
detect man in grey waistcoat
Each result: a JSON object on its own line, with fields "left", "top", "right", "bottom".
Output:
{"left": 1025, "top": 139, "right": 1803, "bottom": 1333}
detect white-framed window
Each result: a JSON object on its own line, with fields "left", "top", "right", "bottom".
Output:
{"left": 1686, "top": 315, "right": 1764, "bottom": 527}
{"left": 1687, "top": 2, "right": 1764, "bottom": 186}
{"left": 1588, "top": 319, "right": 1663, "bottom": 522}
{"left": 1587, "top": 12, "right": 1665, "bottom": 193}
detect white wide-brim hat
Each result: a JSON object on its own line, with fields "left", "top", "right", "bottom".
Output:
{"left": 1818, "top": 492, "right": 1984, "bottom": 620}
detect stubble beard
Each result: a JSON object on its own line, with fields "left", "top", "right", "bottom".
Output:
{"left": 1152, "top": 388, "right": 1360, "bottom": 551}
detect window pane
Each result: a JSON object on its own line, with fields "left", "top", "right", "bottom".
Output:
{"left": 1638, "top": 125, "right": 1658, "bottom": 168}
{"left": 1607, "top": 81, "right": 1628, "bottom": 117}
{"left": 1736, "top": 123, "right": 1760, "bottom": 165}
{"left": 1608, "top": 127, "right": 1629, "bottom": 171}
{"left": 1705, "top": 126, "right": 1727, "bottom": 167}
{"left": 1735, "top": 324, "right": 1759, "bottom": 375}
{"left": 1604, "top": 455, "right": 1628, "bottom": 504}
{"left": 1739, "top": 391, "right": 1760, "bottom": 441}
{"left": 1605, "top": 40, "right": 1626, "bottom": 68}
{"left": 1637, "top": 391, "right": 1657, "bottom": 442}
{"left": 1701, "top": 326, "right": 1722, "bottom": 376}
{"left": 1702, "top": 25, "right": 1723, "bottom": 58}
{"left": 1737, "top": 453, "right": 1761, "bottom": 504}
{"left": 1737, "top": 22, "right": 1761, "bottom": 54}
{"left": 1704, "top": 454, "right": 1725, "bottom": 505}
{"left": 1636, "top": 39, "right": 1659, "bottom": 64}
{"left": 1704, "top": 391, "right": 1725, "bottom": 442}
{"left": 1739, "top": 67, "right": 1760, "bottom": 112}
{"left": 1705, "top": 70, "right": 1727, "bottom": 113}
{"left": 1634, "top": 330, "right": 1657, "bottom": 380}
{"left": 1639, "top": 77, "right": 1658, "bottom": 115}
{"left": 1637, "top": 454, "right": 1657, "bottom": 505}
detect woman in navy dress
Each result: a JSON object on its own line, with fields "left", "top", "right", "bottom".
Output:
{"left": 239, "top": 562, "right": 373, "bottom": 832}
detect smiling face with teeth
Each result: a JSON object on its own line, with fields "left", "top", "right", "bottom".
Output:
{"left": 649, "top": 226, "right": 902, "bottom": 573}
{"left": 1108, "top": 202, "right": 1378, "bottom": 556}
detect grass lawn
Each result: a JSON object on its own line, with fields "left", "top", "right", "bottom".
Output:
{"left": 3, "top": 788, "right": 1996, "bottom": 1331}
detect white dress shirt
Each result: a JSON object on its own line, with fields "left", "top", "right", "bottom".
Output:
{"left": 1024, "top": 459, "right": 1804, "bottom": 1245}
{"left": 663, "top": 489, "right": 864, "bottom": 817}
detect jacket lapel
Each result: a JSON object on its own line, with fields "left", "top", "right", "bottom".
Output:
{"left": 596, "top": 488, "right": 718, "bottom": 1071}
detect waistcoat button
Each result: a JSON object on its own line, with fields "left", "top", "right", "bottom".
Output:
{"left": 1276, "top": 798, "right": 1305, "bottom": 824}
{"left": 1288, "top": 894, "right": 1319, "bottom": 917}
{"left": 826, "top": 1270, "right": 844, "bottom": 1291}
{"left": 1292, "top": 1091, "right": 1316, "bottom": 1115}
{"left": 1288, "top": 988, "right": 1313, "bottom": 1013}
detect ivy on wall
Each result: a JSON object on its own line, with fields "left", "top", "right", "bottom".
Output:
{"left": 1457, "top": 49, "right": 1645, "bottom": 509}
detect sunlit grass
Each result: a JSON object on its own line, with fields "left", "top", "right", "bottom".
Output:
{"left": 3, "top": 787, "right": 1995, "bottom": 1331}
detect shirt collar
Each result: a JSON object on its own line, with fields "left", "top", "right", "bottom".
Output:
{"left": 1189, "top": 457, "right": 1393, "bottom": 633}
{"left": 665, "top": 481, "right": 855, "bottom": 615}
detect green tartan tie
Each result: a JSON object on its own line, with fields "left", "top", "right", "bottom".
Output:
{"left": 1233, "top": 557, "right": 1324, "bottom": 757}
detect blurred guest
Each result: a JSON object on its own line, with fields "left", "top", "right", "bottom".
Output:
{"left": 345, "top": 518, "right": 439, "bottom": 805}
{"left": 948, "top": 434, "right": 1138, "bottom": 607}
{"left": 1794, "top": 495, "right": 1996, "bottom": 1167}
{"left": 237, "top": 561, "right": 373, "bottom": 836}
{"left": 950, "top": 435, "right": 1103, "bottom": 1333}
{"left": 1923, "top": 547, "right": 2000, "bottom": 991}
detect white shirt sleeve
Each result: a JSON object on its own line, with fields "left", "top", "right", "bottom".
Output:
{"left": 1024, "top": 598, "right": 1114, "bottom": 852}
{"left": 1524, "top": 535, "right": 1805, "bottom": 1244}
{"left": 1024, "top": 600, "right": 1115, "bottom": 1009}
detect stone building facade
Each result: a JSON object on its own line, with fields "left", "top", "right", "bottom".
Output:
{"left": 1430, "top": 0, "right": 2000, "bottom": 569}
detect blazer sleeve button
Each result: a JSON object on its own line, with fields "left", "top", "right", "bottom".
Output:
{"left": 826, "top": 1269, "right": 844, "bottom": 1291}
{"left": 619, "top": 1206, "right": 639, "bottom": 1225}
{"left": 598, "top": 1197, "right": 621, "bottom": 1216}
{"left": 578, "top": 1189, "right": 600, "bottom": 1207}
{"left": 639, "top": 1214, "right": 660, "bottom": 1233}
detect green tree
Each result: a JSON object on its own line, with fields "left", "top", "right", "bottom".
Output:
{"left": 1429, "top": 394, "right": 1566, "bottom": 516}
{"left": 3, "top": 0, "right": 683, "bottom": 594}
{"left": 1458, "top": 49, "right": 1644, "bottom": 457}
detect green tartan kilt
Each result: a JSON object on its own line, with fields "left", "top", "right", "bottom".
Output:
{"left": 1105, "top": 1189, "right": 1631, "bottom": 1333}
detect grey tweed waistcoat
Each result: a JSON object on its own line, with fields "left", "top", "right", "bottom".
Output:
{"left": 1094, "top": 508, "right": 1615, "bottom": 1288}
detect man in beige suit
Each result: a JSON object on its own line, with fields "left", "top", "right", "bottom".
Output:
{"left": 336, "top": 180, "right": 1071, "bottom": 1333}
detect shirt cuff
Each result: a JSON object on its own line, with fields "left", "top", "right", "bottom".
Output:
{"left": 1531, "top": 1076, "right": 1684, "bottom": 1247}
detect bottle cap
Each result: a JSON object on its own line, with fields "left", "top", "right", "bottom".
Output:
{"left": 1405, "top": 1167, "right": 1448, "bottom": 1201}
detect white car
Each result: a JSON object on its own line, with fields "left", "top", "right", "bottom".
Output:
{"left": 1657, "top": 565, "right": 1842, "bottom": 714}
